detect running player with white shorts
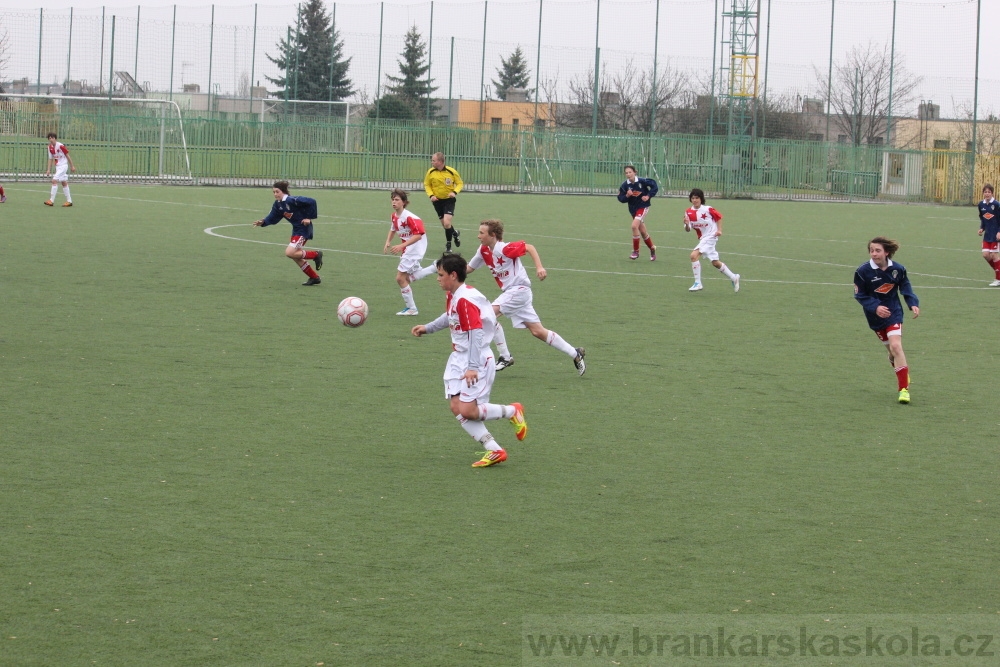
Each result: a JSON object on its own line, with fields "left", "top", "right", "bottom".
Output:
{"left": 684, "top": 188, "right": 740, "bottom": 292}
{"left": 383, "top": 189, "right": 428, "bottom": 315}
{"left": 44, "top": 132, "right": 76, "bottom": 207}
{"left": 467, "top": 219, "right": 586, "bottom": 376}
{"left": 411, "top": 253, "right": 528, "bottom": 468}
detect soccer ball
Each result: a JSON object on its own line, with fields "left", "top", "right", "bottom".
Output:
{"left": 337, "top": 297, "right": 368, "bottom": 328}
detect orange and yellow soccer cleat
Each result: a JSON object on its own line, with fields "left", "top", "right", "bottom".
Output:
{"left": 510, "top": 402, "right": 527, "bottom": 441}
{"left": 472, "top": 449, "right": 507, "bottom": 468}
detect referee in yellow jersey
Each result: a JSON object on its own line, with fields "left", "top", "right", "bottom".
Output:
{"left": 424, "top": 152, "right": 463, "bottom": 251}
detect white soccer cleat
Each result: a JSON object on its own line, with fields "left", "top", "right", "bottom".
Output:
{"left": 732, "top": 274, "right": 741, "bottom": 293}
{"left": 688, "top": 282, "right": 703, "bottom": 292}
{"left": 396, "top": 307, "right": 419, "bottom": 316}
{"left": 990, "top": 279, "right": 1000, "bottom": 287}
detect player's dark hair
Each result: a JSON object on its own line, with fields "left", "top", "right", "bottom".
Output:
{"left": 47, "top": 132, "right": 57, "bottom": 139}
{"left": 480, "top": 219, "right": 504, "bottom": 241}
{"left": 273, "top": 180, "right": 290, "bottom": 194}
{"left": 624, "top": 164, "right": 637, "bottom": 174}
{"left": 689, "top": 188, "right": 706, "bottom": 203}
{"left": 390, "top": 188, "right": 409, "bottom": 204}
{"left": 984, "top": 184, "right": 995, "bottom": 194}
{"left": 869, "top": 236, "right": 900, "bottom": 259}
{"left": 436, "top": 253, "right": 467, "bottom": 282}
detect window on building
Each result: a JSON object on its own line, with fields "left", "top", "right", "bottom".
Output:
{"left": 837, "top": 134, "right": 848, "bottom": 144}
{"left": 869, "top": 136, "right": 884, "bottom": 145}
{"left": 888, "top": 153, "right": 905, "bottom": 183}
{"left": 534, "top": 118, "right": 546, "bottom": 128}
{"left": 933, "top": 139, "right": 950, "bottom": 150}
{"left": 512, "top": 118, "right": 519, "bottom": 128}
{"left": 966, "top": 141, "right": 975, "bottom": 152}
{"left": 807, "top": 133, "right": 824, "bottom": 142}
{"left": 491, "top": 117, "right": 502, "bottom": 127}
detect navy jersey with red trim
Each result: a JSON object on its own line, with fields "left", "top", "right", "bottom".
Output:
{"left": 617, "top": 176, "right": 658, "bottom": 217}
{"left": 260, "top": 195, "right": 318, "bottom": 239}
{"left": 853, "top": 259, "right": 919, "bottom": 330}
{"left": 979, "top": 198, "right": 1000, "bottom": 242}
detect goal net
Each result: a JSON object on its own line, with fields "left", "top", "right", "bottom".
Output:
{"left": 0, "top": 94, "right": 192, "bottom": 183}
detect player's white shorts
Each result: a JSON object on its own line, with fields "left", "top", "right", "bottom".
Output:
{"left": 52, "top": 164, "right": 69, "bottom": 181}
{"left": 493, "top": 285, "right": 539, "bottom": 329}
{"left": 443, "top": 352, "right": 497, "bottom": 403}
{"left": 397, "top": 238, "right": 428, "bottom": 275}
{"left": 288, "top": 235, "right": 308, "bottom": 251}
{"left": 694, "top": 236, "right": 720, "bottom": 261}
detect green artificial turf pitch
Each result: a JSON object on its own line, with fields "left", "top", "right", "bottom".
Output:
{"left": 1, "top": 184, "right": 998, "bottom": 665}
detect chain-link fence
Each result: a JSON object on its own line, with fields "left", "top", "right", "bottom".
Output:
{"left": 0, "top": 0, "right": 995, "bottom": 202}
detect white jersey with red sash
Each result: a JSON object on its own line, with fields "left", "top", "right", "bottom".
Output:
{"left": 469, "top": 240, "right": 530, "bottom": 292}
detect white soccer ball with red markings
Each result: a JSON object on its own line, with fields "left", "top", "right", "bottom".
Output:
{"left": 337, "top": 297, "right": 369, "bottom": 328}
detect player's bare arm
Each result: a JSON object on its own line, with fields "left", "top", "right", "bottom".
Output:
{"left": 390, "top": 234, "right": 422, "bottom": 255}
{"left": 524, "top": 244, "right": 547, "bottom": 280}
{"left": 911, "top": 306, "right": 921, "bottom": 318}
{"left": 979, "top": 228, "right": 985, "bottom": 236}
{"left": 411, "top": 325, "right": 427, "bottom": 337}
{"left": 252, "top": 219, "right": 264, "bottom": 227}
{"left": 68, "top": 156, "right": 76, "bottom": 172}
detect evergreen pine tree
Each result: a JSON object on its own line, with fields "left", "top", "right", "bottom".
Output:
{"left": 492, "top": 46, "right": 532, "bottom": 101}
{"left": 383, "top": 26, "right": 437, "bottom": 117}
{"left": 266, "top": 0, "right": 353, "bottom": 103}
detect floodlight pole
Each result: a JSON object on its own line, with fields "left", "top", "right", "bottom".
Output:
{"left": 169, "top": 5, "right": 177, "bottom": 100}
{"left": 533, "top": 0, "right": 543, "bottom": 126}
{"left": 36, "top": 9, "right": 43, "bottom": 94}
{"left": 66, "top": 8, "right": 73, "bottom": 88}
{"left": 970, "top": 0, "right": 982, "bottom": 202}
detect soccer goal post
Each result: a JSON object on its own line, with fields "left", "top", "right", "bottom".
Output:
{"left": 0, "top": 93, "right": 192, "bottom": 183}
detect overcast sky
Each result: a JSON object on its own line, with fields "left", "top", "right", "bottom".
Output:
{"left": 2, "top": 0, "right": 996, "bottom": 116}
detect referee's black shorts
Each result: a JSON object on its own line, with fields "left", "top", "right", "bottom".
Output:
{"left": 432, "top": 197, "right": 457, "bottom": 219}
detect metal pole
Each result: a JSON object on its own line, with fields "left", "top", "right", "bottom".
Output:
{"left": 426, "top": 1, "right": 434, "bottom": 120}
{"left": 884, "top": 0, "right": 896, "bottom": 146}
{"left": 36, "top": 9, "right": 43, "bottom": 94}
{"left": 375, "top": 2, "right": 384, "bottom": 120}
{"left": 592, "top": 46, "right": 600, "bottom": 135}
{"left": 328, "top": 3, "right": 336, "bottom": 105}
{"left": 533, "top": 0, "right": 543, "bottom": 125}
{"left": 169, "top": 6, "right": 177, "bottom": 100}
{"left": 100, "top": 7, "right": 106, "bottom": 93}
{"left": 824, "top": 0, "right": 835, "bottom": 142}
{"left": 66, "top": 8, "right": 73, "bottom": 87}
{"left": 208, "top": 5, "right": 215, "bottom": 117}
{"left": 293, "top": 3, "right": 301, "bottom": 102}
{"left": 591, "top": 0, "right": 600, "bottom": 134}
{"left": 108, "top": 15, "right": 116, "bottom": 103}
{"left": 709, "top": 0, "right": 718, "bottom": 135}
{"left": 284, "top": 26, "right": 291, "bottom": 104}
{"left": 761, "top": 0, "right": 772, "bottom": 137}
{"left": 251, "top": 4, "right": 258, "bottom": 111}
{"left": 447, "top": 36, "right": 454, "bottom": 125}
{"left": 971, "top": 0, "right": 981, "bottom": 201}
{"left": 650, "top": 0, "right": 660, "bottom": 132}
{"left": 134, "top": 6, "right": 140, "bottom": 88}
{"left": 479, "top": 1, "right": 488, "bottom": 126}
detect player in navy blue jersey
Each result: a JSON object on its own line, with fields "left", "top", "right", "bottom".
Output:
{"left": 854, "top": 236, "right": 920, "bottom": 404}
{"left": 977, "top": 184, "right": 1000, "bottom": 286}
{"left": 252, "top": 181, "right": 324, "bottom": 286}
{"left": 617, "top": 165, "right": 658, "bottom": 261}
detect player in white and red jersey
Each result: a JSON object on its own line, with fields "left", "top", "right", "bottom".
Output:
{"left": 383, "top": 189, "right": 429, "bottom": 315}
{"left": 466, "top": 219, "right": 586, "bottom": 376}
{"left": 683, "top": 188, "right": 740, "bottom": 292}
{"left": 44, "top": 132, "right": 76, "bottom": 207}
{"left": 411, "top": 253, "right": 528, "bottom": 468}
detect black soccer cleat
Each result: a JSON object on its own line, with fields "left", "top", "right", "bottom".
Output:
{"left": 302, "top": 277, "right": 322, "bottom": 286}
{"left": 573, "top": 347, "right": 586, "bottom": 376}
{"left": 495, "top": 356, "right": 514, "bottom": 371}
{"left": 314, "top": 250, "right": 324, "bottom": 271}
{"left": 445, "top": 242, "right": 452, "bottom": 253}
{"left": 452, "top": 228, "right": 461, "bottom": 247}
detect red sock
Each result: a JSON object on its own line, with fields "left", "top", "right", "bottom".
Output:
{"left": 992, "top": 259, "right": 1000, "bottom": 279}
{"left": 301, "top": 264, "right": 319, "bottom": 279}
{"left": 632, "top": 236, "right": 640, "bottom": 251}
{"left": 894, "top": 366, "right": 909, "bottom": 391}
{"left": 303, "top": 250, "right": 319, "bottom": 260}
{"left": 0, "top": 186, "right": 5, "bottom": 196}
{"left": 644, "top": 236, "right": 655, "bottom": 249}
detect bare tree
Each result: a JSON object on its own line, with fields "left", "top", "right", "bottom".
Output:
{"left": 0, "top": 24, "right": 9, "bottom": 91}
{"left": 814, "top": 42, "right": 921, "bottom": 145}
{"left": 553, "top": 59, "right": 692, "bottom": 132}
